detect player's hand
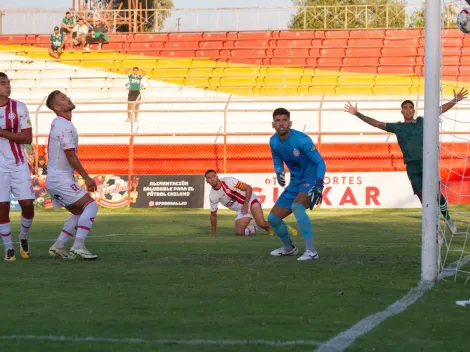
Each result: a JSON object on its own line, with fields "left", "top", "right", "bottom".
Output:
{"left": 241, "top": 203, "right": 249, "bottom": 215}
{"left": 276, "top": 171, "right": 286, "bottom": 187}
{"left": 85, "top": 176, "right": 97, "bottom": 192}
{"left": 344, "top": 101, "right": 358, "bottom": 115}
{"left": 308, "top": 180, "right": 324, "bottom": 210}
{"left": 454, "top": 88, "right": 468, "bottom": 103}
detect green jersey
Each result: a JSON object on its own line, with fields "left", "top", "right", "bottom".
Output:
{"left": 128, "top": 75, "right": 142, "bottom": 91}
{"left": 62, "top": 17, "right": 76, "bottom": 26}
{"left": 50, "top": 33, "right": 64, "bottom": 48}
{"left": 385, "top": 116, "right": 423, "bottom": 164}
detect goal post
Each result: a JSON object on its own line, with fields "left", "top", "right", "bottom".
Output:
{"left": 421, "top": 0, "right": 441, "bottom": 282}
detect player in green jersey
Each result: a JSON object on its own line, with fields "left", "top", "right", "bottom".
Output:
{"left": 48, "top": 26, "right": 65, "bottom": 59}
{"left": 344, "top": 88, "right": 468, "bottom": 235}
{"left": 125, "top": 67, "right": 146, "bottom": 123}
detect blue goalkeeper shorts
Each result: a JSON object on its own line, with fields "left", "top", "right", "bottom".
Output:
{"left": 275, "top": 178, "right": 316, "bottom": 211}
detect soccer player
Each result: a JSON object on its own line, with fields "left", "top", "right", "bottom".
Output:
{"left": 48, "top": 26, "right": 65, "bottom": 59}
{"left": 205, "top": 170, "right": 297, "bottom": 237}
{"left": 343, "top": 88, "right": 468, "bottom": 235}
{"left": 45, "top": 90, "right": 98, "bottom": 260}
{"left": 268, "top": 108, "right": 326, "bottom": 261}
{"left": 0, "top": 72, "right": 35, "bottom": 261}
{"left": 125, "top": 67, "right": 145, "bottom": 123}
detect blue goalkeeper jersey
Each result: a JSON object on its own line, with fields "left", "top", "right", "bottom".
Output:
{"left": 269, "top": 129, "right": 326, "bottom": 186}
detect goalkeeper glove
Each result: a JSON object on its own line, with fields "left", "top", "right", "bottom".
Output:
{"left": 276, "top": 171, "right": 286, "bottom": 187}
{"left": 308, "top": 179, "right": 324, "bottom": 210}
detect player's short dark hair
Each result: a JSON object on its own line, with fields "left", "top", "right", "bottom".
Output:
{"left": 0, "top": 72, "right": 8, "bottom": 79}
{"left": 401, "top": 100, "right": 414, "bottom": 109}
{"left": 66, "top": 11, "right": 71, "bottom": 15}
{"left": 273, "top": 107, "right": 290, "bottom": 120}
{"left": 46, "top": 90, "right": 61, "bottom": 110}
{"left": 204, "top": 169, "right": 217, "bottom": 177}
{"left": 133, "top": 67, "right": 139, "bottom": 70}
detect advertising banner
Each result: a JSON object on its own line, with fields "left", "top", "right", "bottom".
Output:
{"left": 203, "top": 172, "right": 422, "bottom": 209}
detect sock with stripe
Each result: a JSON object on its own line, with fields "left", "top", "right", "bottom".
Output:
{"left": 19, "top": 215, "right": 34, "bottom": 240}
{"left": 54, "top": 214, "right": 80, "bottom": 249}
{"left": 0, "top": 222, "right": 13, "bottom": 251}
{"left": 440, "top": 195, "right": 451, "bottom": 221}
{"left": 244, "top": 225, "right": 260, "bottom": 236}
{"left": 73, "top": 201, "right": 98, "bottom": 248}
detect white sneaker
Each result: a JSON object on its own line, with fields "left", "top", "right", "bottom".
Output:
{"left": 456, "top": 299, "right": 470, "bottom": 307}
{"left": 446, "top": 219, "right": 457, "bottom": 235}
{"left": 297, "top": 250, "right": 319, "bottom": 261}
{"left": 270, "top": 246, "right": 299, "bottom": 256}
{"left": 49, "top": 245, "right": 73, "bottom": 260}
{"left": 70, "top": 246, "right": 98, "bottom": 260}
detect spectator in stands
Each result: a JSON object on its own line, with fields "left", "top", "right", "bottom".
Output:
{"left": 72, "top": 18, "right": 89, "bottom": 49}
{"left": 60, "top": 11, "right": 76, "bottom": 49}
{"left": 48, "top": 26, "right": 65, "bottom": 59}
{"left": 38, "top": 156, "right": 47, "bottom": 176}
{"left": 125, "top": 67, "right": 146, "bottom": 123}
{"left": 84, "top": 19, "right": 109, "bottom": 51}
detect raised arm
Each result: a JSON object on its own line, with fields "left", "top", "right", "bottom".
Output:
{"left": 344, "top": 102, "right": 387, "bottom": 131}
{"left": 125, "top": 68, "right": 131, "bottom": 75}
{"left": 440, "top": 88, "right": 468, "bottom": 114}
{"left": 140, "top": 69, "right": 146, "bottom": 78}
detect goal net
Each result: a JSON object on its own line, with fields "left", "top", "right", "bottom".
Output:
{"left": 435, "top": 0, "right": 470, "bottom": 282}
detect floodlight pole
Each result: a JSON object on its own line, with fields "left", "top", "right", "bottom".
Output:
{"left": 422, "top": 0, "right": 441, "bottom": 282}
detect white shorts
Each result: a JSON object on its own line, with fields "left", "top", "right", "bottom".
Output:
{"left": 0, "top": 167, "right": 34, "bottom": 202}
{"left": 47, "top": 180, "right": 87, "bottom": 209}
{"left": 234, "top": 196, "right": 261, "bottom": 222}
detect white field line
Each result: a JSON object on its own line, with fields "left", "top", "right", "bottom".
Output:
{"left": 0, "top": 335, "right": 324, "bottom": 347}
{"left": 316, "top": 256, "right": 470, "bottom": 352}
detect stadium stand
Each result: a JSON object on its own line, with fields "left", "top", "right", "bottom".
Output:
{"left": 0, "top": 29, "right": 467, "bottom": 175}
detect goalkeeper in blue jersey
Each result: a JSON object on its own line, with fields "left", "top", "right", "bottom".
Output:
{"left": 268, "top": 108, "right": 326, "bottom": 261}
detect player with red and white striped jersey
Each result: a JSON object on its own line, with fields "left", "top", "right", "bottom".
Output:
{"left": 205, "top": 170, "right": 297, "bottom": 237}
{"left": 0, "top": 72, "right": 35, "bottom": 261}
{"left": 45, "top": 90, "right": 98, "bottom": 260}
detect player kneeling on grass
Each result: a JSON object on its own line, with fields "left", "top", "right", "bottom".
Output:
{"left": 45, "top": 90, "right": 98, "bottom": 260}
{"left": 205, "top": 170, "right": 297, "bottom": 237}
{"left": 268, "top": 108, "right": 326, "bottom": 261}
{"left": 344, "top": 88, "right": 468, "bottom": 236}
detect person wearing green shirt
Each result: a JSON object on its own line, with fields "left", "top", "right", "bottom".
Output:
{"left": 344, "top": 88, "right": 468, "bottom": 235}
{"left": 60, "top": 11, "right": 76, "bottom": 49}
{"left": 48, "top": 26, "right": 65, "bottom": 59}
{"left": 125, "top": 67, "right": 146, "bottom": 123}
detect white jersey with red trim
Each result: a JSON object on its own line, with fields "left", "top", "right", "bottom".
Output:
{"left": 0, "top": 98, "right": 32, "bottom": 172}
{"left": 209, "top": 177, "right": 259, "bottom": 212}
{"left": 46, "top": 116, "right": 78, "bottom": 185}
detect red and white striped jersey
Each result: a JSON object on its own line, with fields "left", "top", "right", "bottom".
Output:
{"left": 209, "top": 177, "right": 253, "bottom": 212}
{"left": 0, "top": 98, "right": 32, "bottom": 172}
{"left": 46, "top": 116, "right": 78, "bottom": 185}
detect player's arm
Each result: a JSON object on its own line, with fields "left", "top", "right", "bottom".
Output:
{"left": 344, "top": 102, "right": 386, "bottom": 131}
{"left": 235, "top": 181, "right": 253, "bottom": 214}
{"left": 125, "top": 68, "right": 131, "bottom": 75}
{"left": 0, "top": 128, "right": 32, "bottom": 144}
{"left": 302, "top": 140, "right": 326, "bottom": 184}
{"left": 270, "top": 142, "right": 286, "bottom": 187}
{"left": 140, "top": 69, "right": 146, "bottom": 78}
{"left": 210, "top": 210, "right": 217, "bottom": 236}
{"left": 64, "top": 150, "right": 96, "bottom": 192}
{"left": 440, "top": 88, "right": 468, "bottom": 114}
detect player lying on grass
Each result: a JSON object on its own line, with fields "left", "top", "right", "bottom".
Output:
{"left": 45, "top": 90, "right": 99, "bottom": 260}
{"left": 205, "top": 170, "right": 297, "bottom": 237}
{"left": 268, "top": 108, "right": 326, "bottom": 261}
{"left": 344, "top": 88, "right": 468, "bottom": 235}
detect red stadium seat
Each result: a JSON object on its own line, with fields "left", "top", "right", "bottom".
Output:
{"left": 317, "top": 57, "right": 343, "bottom": 66}
{"left": 237, "top": 32, "right": 273, "bottom": 40}
{"left": 270, "top": 58, "right": 306, "bottom": 66}
{"left": 275, "top": 39, "right": 312, "bottom": 48}
{"left": 169, "top": 33, "right": 203, "bottom": 41}
{"left": 202, "top": 32, "right": 228, "bottom": 41}
{"left": 278, "top": 31, "right": 315, "bottom": 39}
{"left": 235, "top": 40, "right": 270, "bottom": 48}
{"left": 199, "top": 41, "right": 224, "bottom": 49}
{"left": 347, "top": 38, "right": 383, "bottom": 47}
{"left": 230, "top": 49, "right": 267, "bottom": 58}
{"left": 134, "top": 33, "right": 168, "bottom": 42}
{"left": 223, "top": 41, "right": 236, "bottom": 48}
{"left": 349, "top": 30, "right": 385, "bottom": 38}
{"left": 164, "top": 41, "right": 200, "bottom": 49}
{"left": 320, "top": 48, "right": 345, "bottom": 57}
{"left": 322, "top": 39, "right": 348, "bottom": 47}
{"left": 195, "top": 50, "right": 220, "bottom": 58}
{"left": 324, "top": 30, "right": 350, "bottom": 39}
{"left": 107, "top": 34, "right": 127, "bottom": 43}
{"left": 273, "top": 48, "right": 310, "bottom": 57}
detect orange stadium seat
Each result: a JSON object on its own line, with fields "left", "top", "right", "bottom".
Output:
{"left": 322, "top": 39, "right": 348, "bottom": 47}
{"left": 343, "top": 57, "right": 379, "bottom": 66}
{"left": 107, "top": 34, "right": 127, "bottom": 43}
{"left": 324, "top": 30, "right": 350, "bottom": 38}
{"left": 273, "top": 48, "right": 310, "bottom": 57}
{"left": 345, "top": 47, "right": 381, "bottom": 57}
{"left": 278, "top": 31, "right": 316, "bottom": 39}
{"left": 442, "top": 38, "right": 463, "bottom": 47}
{"left": 269, "top": 58, "right": 306, "bottom": 66}
{"left": 379, "top": 56, "right": 416, "bottom": 65}
{"left": 384, "top": 29, "right": 422, "bottom": 38}
{"left": 169, "top": 33, "right": 203, "bottom": 41}
{"left": 320, "top": 48, "right": 345, "bottom": 57}
{"left": 164, "top": 41, "right": 200, "bottom": 49}
{"left": 195, "top": 49, "right": 221, "bottom": 58}
{"left": 134, "top": 33, "right": 168, "bottom": 42}
{"left": 237, "top": 32, "right": 273, "bottom": 40}
{"left": 347, "top": 38, "right": 383, "bottom": 47}
{"left": 275, "top": 39, "right": 313, "bottom": 48}
{"left": 349, "top": 30, "right": 385, "bottom": 38}
{"left": 317, "top": 57, "right": 343, "bottom": 66}
{"left": 381, "top": 47, "right": 417, "bottom": 56}
{"left": 377, "top": 66, "right": 414, "bottom": 75}
{"left": 442, "top": 56, "right": 460, "bottom": 65}
{"left": 383, "top": 38, "right": 419, "bottom": 47}
{"left": 230, "top": 49, "right": 266, "bottom": 58}
{"left": 202, "top": 32, "right": 227, "bottom": 40}
{"left": 235, "top": 40, "right": 270, "bottom": 48}
{"left": 199, "top": 41, "right": 224, "bottom": 49}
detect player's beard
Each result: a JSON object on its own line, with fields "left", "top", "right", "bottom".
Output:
{"left": 68, "top": 103, "right": 76, "bottom": 111}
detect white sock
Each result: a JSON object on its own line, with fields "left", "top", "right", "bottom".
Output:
{"left": 19, "top": 215, "right": 34, "bottom": 240}
{"left": 0, "top": 222, "right": 13, "bottom": 251}
{"left": 54, "top": 215, "right": 80, "bottom": 249}
{"left": 73, "top": 201, "right": 98, "bottom": 248}
{"left": 244, "top": 225, "right": 260, "bottom": 236}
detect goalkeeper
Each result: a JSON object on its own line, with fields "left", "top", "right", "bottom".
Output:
{"left": 268, "top": 108, "right": 326, "bottom": 261}
{"left": 344, "top": 88, "right": 468, "bottom": 235}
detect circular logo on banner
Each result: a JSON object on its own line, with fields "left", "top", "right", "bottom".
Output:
{"left": 8, "top": 112, "right": 16, "bottom": 120}
{"left": 293, "top": 148, "right": 300, "bottom": 157}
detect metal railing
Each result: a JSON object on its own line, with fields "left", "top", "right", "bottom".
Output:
{"left": 0, "top": 4, "right": 460, "bottom": 35}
